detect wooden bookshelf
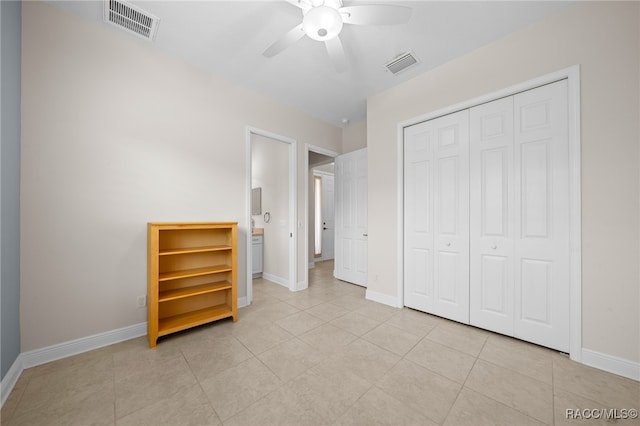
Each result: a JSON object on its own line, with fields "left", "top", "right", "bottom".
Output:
{"left": 147, "top": 222, "right": 237, "bottom": 348}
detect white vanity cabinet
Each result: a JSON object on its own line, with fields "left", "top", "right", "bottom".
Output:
{"left": 252, "top": 233, "right": 263, "bottom": 278}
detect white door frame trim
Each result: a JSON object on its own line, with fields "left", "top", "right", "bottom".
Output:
{"left": 396, "top": 65, "right": 582, "bottom": 361}
{"left": 246, "top": 126, "right": 298, "bottom": 303}
{"left": 303, "top": 144, "right": 339, "bottom": 291}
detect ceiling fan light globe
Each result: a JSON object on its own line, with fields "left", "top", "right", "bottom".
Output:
{"left": 303, "top": 6, "right": 343, "bottom": 41}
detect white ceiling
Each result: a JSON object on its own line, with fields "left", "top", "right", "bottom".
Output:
{"left": 47, "top": 1, "right": 572, "bottom": 127}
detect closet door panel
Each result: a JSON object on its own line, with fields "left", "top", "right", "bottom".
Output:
{"left": 436, "top": 155, "right": 463, "bottom": 309}
{"left": 404, "top": 124, "right": 435, "bottom": 312}
{"left": 433, "top": 111, "right": 469, "bottom": 323}
{"left": 404, "top": 110, "right": 469, "bottom": 323}
{"left": 438, "top": 252, "right": 460, "bottom": 303}
{"left": 520, "top": 140, "right": 551, "bottom": 238}
{"left": 411, "top": 249, "right": 432, "bottom": 297}
{"left": 438, "top": 156, "right": 460, "bottom": 235}
{"left": 520, "top": 258, "right": 552, "bottom": 323}
{"left": 514, "top": 80, "right": 570, "bottom": 352}
{"left": 481, "top": 148, "right": 509, "bottom": 236}
{"left": 470, "top": 96, "right": 515, "bottom": 335}
{"left": 480, "top": 254, "right": 509, "bottom": 314}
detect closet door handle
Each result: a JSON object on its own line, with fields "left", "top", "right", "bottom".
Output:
{"left": 491, "top": 245, "right": 497, "bottom": 250}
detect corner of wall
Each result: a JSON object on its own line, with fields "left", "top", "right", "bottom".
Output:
{"left": 0, "top": 0, "right": 22, "bottom": 382}
{"left": 365, "top": 288, "right": 402, "bottom": 308}
{"left": 341, "top": 119, "right": 367, "bottom": 153}
{"left": 0, "top": 354, "right": 23, "bottom": 408}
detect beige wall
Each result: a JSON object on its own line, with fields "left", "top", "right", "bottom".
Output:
{"left": 342, "top": 119, "right": 367, "bottom": 153}
{"left": 367, "top": 1, "right": 639, "bottom": 363}
{"left": 20, "top": 2, "right": 341, "bottom": 351}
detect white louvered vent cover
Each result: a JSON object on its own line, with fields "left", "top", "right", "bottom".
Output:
{"left": 103, "top": 0, "right": 160, "bottom": 41}
{"left": 384, "top": 51, "right": 419, "bottom": 75}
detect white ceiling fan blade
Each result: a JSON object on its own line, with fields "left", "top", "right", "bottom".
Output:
{"left": 325, "top": 36, "right": 347, "bottom": 73}
{"left": 263, "top": 24, "right": 306, "bottom": 58}
{"left": 285, "top": 0, "right": 312, "bottom": 10}
{"left": 339, "top": 5, "right": 412, "bottom": 26}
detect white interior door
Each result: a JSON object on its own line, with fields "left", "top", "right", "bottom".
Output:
{"left": 335, "top": 148, "right": 368, "bottom": 286}
{"left": 320, "top": 173, "right": 335, "bottom": 261}
{"left": 404, "top": 111, "right": 469, "bottom": 323}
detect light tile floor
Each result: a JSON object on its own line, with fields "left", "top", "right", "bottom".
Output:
{"left": 2, "top": 260, "right": 639, "bottom": 425}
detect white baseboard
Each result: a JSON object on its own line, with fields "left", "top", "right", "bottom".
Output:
{"left": 365, "top": 289, "right": 402, "bottom": 308}
{"left": 295, "top": 280, "right": 309, "bottom": 292}
{"left": 21, "top": 322, "right": 147, "bottom": 369}
{"left": 1, "top": 321, "right": 146, "bottom": 409}
{"left": 1, "top": 354, "right": 24, "bottom": 408}
{"left": 2, "top": 307, "right": 637, "bottom": 413}
{"left": 581, "top": 348, "right": 640, "bottom": 381}
{"left": 0, "top": 291, "right": 279, "bottom": 409}
{"left": 262, "top": 272, "right": 289, "bottom": 288}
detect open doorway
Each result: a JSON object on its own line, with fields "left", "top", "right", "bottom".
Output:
{"left": 246, "top": 127, "right": 296, "bottom": 304}
{"left": 312, "top": 165, "right": 334, "bottom": 263}
{"left": 304, "top": 144, "right": 339, "bottom": 290}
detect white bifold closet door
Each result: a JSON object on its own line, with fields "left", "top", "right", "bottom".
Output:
{"left": 403, "top": 110, "right": 470, "bottom": 323}
{"left": 404, "top": 80, "right": 570, "bottom": 352}
{"left": 470, "top": 81, "right": 570, "bottom": 352}
{"left": 469, "top": 95, "right": 516, "bottom": 336}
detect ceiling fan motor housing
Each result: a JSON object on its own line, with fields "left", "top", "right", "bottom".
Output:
{"left": 303, "top": 5, "right": 344, "bottom": 41}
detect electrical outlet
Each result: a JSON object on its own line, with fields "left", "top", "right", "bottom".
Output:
{"left": 136, "top": 295, "right": 146, "bottom": 308}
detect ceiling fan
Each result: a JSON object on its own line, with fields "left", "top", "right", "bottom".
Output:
{"left": 263, "top": 0, "right": 412, "bottom": 72}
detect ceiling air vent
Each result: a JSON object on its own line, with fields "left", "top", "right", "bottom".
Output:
{"left": 103, "top": 0, "right": 160, "bottom": 41}
{"left": 384, "top": 51, "right": 419, "bottom": 75}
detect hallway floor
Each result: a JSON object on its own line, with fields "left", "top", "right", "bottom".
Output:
{"left": 2, "top": 260, "right": 638, "bottom": 425}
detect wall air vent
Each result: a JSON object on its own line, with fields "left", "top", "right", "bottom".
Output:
{"left": 384, "top": 51, "right": 419, "bottom": 75}
{"left": 103, "top": 0, "right": 160, "bottom": 41}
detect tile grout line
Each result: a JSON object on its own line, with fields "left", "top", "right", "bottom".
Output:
{"left": 551, "top": 353, "right": 556, "bottom": 426}
{"left": 466, "top": 340, "right": 557, "bottom": 426}
{"left": 441, "top": 332, "right": 490, "bottom": 423}
{"left": 111, "top": 352, "right": 117, "bottom": 425}
{"left": 330, "top": 380, "right": 377, "bottom": 425}
{"left": 181, "top": 345, "right": 225, "bottom": 425}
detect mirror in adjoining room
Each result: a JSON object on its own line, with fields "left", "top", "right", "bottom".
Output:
{"left": 251, "top": 187, "right": 262, "bottom": 216}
